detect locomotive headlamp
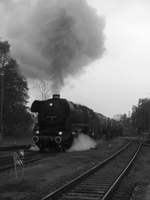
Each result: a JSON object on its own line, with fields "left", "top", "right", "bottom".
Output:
{"left": 49, "top": 103, "right": 53, "bottom": 106}
{"left": 58, "top": 131, "right": 63, "bottom": 135}
{"left": 36, "top": 130, "right": 39, "bottom": 134}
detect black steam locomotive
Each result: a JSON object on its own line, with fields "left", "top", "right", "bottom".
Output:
{"left": 31, "top": 94, "right": 122, "bottom": 151}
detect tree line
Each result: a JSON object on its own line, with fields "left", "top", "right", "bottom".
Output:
{"left": 0, "top": 40, "right": 33, "bottom": 138}
{"left": 131, "top": 98, "right": 150, "bottom": 135}
{"left": 119, "top": 98, "right": 150, "bottom": 137}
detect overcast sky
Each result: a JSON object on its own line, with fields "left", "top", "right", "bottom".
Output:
{"left": 1, "top": 0, "right": 150, "bottom": 118}
{"left": 59, "top": 0, "right": 150, "bottom": 117}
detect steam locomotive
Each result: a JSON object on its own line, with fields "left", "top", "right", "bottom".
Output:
{"left": 31, "top": 94, "right": 122, "bottom": 151}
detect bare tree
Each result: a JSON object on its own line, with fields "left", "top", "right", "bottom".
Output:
{"left": 33, "top": 79, "right": 52, "bottom": 100}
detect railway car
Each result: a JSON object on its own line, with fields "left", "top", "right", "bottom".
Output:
{"left": 31, "top": 94, "right": 104, "bottom": 151}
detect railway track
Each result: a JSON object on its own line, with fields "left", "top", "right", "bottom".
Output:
{"left": 0, "top": 150, "right": 52, "bottom": 172}
{"left": 41, "top": 141, "right": 142, "bottom": 200}
{"left": 143, "top": 139, "right": 150, "bottom": 148}
{"left": 0, "top": 144, "right": 31, "bottom": 151}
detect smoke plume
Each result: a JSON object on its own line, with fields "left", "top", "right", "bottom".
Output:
{"left": 0, "top": 0, "right": 105, "bottom": 92}
{"left": 67, "top": 133, "right": 97, "bottom": 152}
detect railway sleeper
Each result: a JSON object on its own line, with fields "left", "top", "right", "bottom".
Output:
{"left": 70, "top": 188, "right": 105, "bottom": 194}
{"left": 60, "top": 194, "right": 100, "bottom": 200}
{"left": 60, "top": 198, "right": 98, "bottom": 200}
{"left": 64, "top": 192, "right": 101, "bottom": 197}
{"left": 75, "top": 184, "right": 110, "bottom": 190}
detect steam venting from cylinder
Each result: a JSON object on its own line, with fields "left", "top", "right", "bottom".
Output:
{"left": 0, "top": 0, "right": 105, "bottom": 93}
{"left": 67, "top": 133, "right": 97, "bottom": 152}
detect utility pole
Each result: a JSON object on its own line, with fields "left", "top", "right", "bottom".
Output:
{"left": 0, "top": 64, "right": 4, "bottom": 142}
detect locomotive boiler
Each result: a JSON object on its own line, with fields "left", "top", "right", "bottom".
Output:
{"left": 31, "top": 94, "right": 103, "bottom": 151}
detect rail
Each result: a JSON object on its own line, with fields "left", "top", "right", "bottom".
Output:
{"left": 41, "top": 142, "right": 141, "bottom": 200}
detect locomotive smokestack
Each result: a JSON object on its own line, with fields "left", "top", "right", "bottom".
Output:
{"left": 53, "top": 94, "right": 60, "bottom": 99}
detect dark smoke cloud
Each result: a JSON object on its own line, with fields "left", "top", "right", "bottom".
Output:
{"left": 0, "top": 0, "right": 105, "bottom": 93}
